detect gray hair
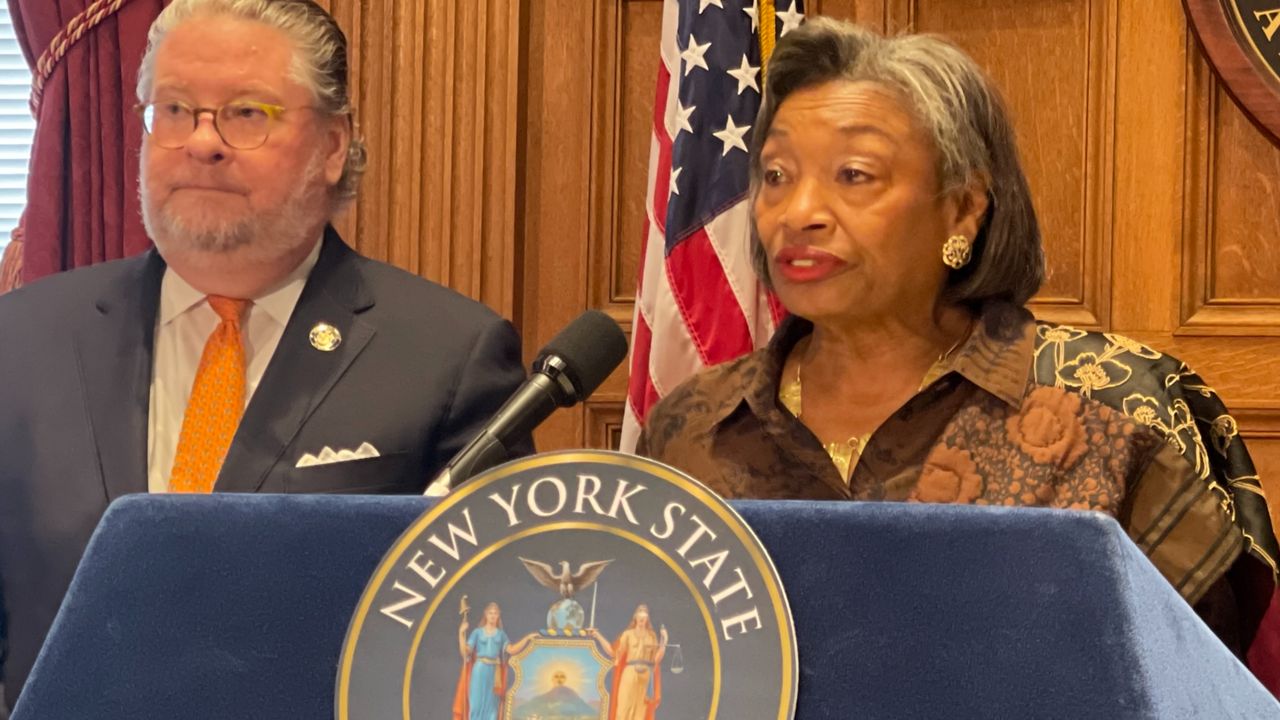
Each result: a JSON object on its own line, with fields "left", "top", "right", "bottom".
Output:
{"left": 137, "top": 0, "right": 367, "bottom": 206}
{"left": 751, "top": 18, "right": 1044, "bottom": 319}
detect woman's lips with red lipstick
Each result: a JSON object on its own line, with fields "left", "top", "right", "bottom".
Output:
{"left": 772, "top": 246, "right": 848, "bottom": 282}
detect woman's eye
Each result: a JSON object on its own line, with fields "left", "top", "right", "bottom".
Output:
{"left": 763, "top": 168, "right": 786, "bottom": 185}
{"left": 837, "top": 167, "right": 868, "bottom": 184}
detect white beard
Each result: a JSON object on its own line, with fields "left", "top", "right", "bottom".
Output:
{"left": 142, "top": 151, "right": 327, "bottom": 267}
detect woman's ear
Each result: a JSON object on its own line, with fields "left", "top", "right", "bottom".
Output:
{"left": 947, "top": 173, "right": 991, "bottom": 241}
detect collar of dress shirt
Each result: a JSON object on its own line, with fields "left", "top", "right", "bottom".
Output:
{"left": 730, "top": 302, "right": 1036, "bottom": 428}
{"left": 157, "top": 235, "right": 324, "bottom": 327}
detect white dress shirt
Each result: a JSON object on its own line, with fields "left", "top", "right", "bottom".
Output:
{"left": 147, "top": 239, "right": 323, "bottom": 493}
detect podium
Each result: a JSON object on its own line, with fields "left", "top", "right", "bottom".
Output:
{"left": 12, "top": 495, "right": 1278, "bottom": 719}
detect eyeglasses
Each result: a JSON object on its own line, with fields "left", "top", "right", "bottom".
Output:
{"left": 136, "top": 100, "right": 308, "bottom": 150}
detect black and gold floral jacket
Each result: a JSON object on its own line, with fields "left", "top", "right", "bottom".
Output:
{"left": 638, "top": 304, "right": 1278, "bottom": 649}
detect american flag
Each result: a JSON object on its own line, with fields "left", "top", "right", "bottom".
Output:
{"left": 621, "top": 0, "right": 805, "bottom": 451}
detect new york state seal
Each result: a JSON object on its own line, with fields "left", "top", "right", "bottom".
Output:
{"left": 337, "top": 451, "right": 798, "bottom": 720}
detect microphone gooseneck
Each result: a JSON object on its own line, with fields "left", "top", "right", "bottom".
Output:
{"left": 425, "top": 310, "right": 628, "bottom": 496}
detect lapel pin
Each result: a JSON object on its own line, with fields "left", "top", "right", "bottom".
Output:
{"left": 309, "top": 322, "right": 342, "bottom": 352}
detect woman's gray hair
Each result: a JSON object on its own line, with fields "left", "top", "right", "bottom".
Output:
{"left": 751, "top": 17, "right": 1044, "bottom": 318}
{"left": 136, "top": 0, "right": 367, "bottom": 207}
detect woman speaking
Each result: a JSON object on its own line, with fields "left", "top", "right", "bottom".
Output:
{"left": 637, "top": 17, "right": 1277, "bottom": 657}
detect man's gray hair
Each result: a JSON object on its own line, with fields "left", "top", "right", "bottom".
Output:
{"left": 137, "top": 0, "right": 367, "bottom": 205}
{"left": 751, "top": 17, "right": 1045, "bottom": 319}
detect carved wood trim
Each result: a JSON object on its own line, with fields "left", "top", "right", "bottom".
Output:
{"left": 1235, "top": 405, "right": 1280, "bottom": 440}
{"left": 1180, "top": 53, "right": 1280, "bottom": 336}
{"left": 1037, "top": 0, "right": 1116, "bottom": 330}
{"left": 586, "top": 401, "right": 627, "bottom": 450}
{"left": 588, "top": 0, "right": 634, "bottom": 333}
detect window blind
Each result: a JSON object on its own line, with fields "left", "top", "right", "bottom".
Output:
{"left": 0, "top": 6, "right": 34, "bottom": 252}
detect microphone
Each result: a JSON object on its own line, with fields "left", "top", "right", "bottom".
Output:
{"left": 424, "top": 309, "right": 629, "bottom": 496}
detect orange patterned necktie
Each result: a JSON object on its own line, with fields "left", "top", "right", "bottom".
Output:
{"left": 169, "top": 296, "right": 251, "bottom": 493}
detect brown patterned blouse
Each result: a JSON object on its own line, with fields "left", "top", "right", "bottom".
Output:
{"left": 637, "top": 304, "right": 1278, "bottom": 633}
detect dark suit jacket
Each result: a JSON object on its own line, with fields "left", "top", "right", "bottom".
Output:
{"left": 0, "top": 227, "right": 532, "bottom": 709}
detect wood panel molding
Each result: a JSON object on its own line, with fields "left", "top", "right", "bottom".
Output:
{"left": 1124, "top": 332, "right": 1280, "bottom": 408}
{"left": 586, "top": 401, "right": 627, "bottom": 450}
{"left": 1235, "top": 405, "right": 1280, "bottom": 440}
{"left": 321, "top": 0, "right": 522, "bottom": 318}
{"left": 892, "top": 0, "right": 1118, "bottom": 329}
{"left": 1181, "top": 53, "right": 1280, "bottom": 336}
{"left": 588, "top": 0, "right": 634, "bottom": 330}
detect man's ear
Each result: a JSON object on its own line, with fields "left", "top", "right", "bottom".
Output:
{"left": 322, "top": 115, "right": 352, "bottom": 187}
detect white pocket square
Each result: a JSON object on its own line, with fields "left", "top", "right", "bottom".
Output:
{"left": 295, "top": 442, "right": 381, "bottom": 468}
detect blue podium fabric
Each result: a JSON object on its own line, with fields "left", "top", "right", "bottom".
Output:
{"left": 12, "top": 495, "right": 1278, "bottom": 719}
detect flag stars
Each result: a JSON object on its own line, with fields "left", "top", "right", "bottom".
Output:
{"left": 698, "top": 0, "right": 724, "bottom": 12}
{"left": 777, "top": 1, "right": 805, "bottom": 36}
{"left": 681, "top": 35, "right": 712, "bottom": 76}
{"left": 674, "top": 100, "right": 696, "bottom": 137}
{"left": 713, "top": 115, "right": 751, "bottom": 157}
{"left": 727, "top": 55, "right": 760, "bottom": 95}
{"left": 743, "top": 1, "right": 759, "bottom": 32}
{"left": 670, "top": 166, "right": 683, "bottom": 196}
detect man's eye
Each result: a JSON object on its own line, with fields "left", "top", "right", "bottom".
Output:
{"left": 158, "top": 102, "right": 187, "bottom": 117}
{"left": 226, "top": 105, "right": 268, "bottom": 121}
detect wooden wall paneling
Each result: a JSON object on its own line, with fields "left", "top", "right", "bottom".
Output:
{"left": 899, "top": 0, "right": 1117, "bottom": 329}
{"left": 585, "top": 402, "right": 627, "bottom": 451}
{"left": 521, "top": 0, "right": 600, "bottom": 450}
{"left": 322, "top": 1, "right": 419, "bottom": 271}
{"left": 1110, "top": 0, "right": 1186, "bottom": 332}
{"left": 433, "top": 0, "right": 522, "bottom": 316}
{"left": 807, "top": 0, "right": 865, "bottom": 25}
{"left": 588, "top": 0, "right": 633, "bottom": 329}
{"left": 1174, "top": 7, "right": 1280, "bottom": 518}
{"left": 1113, "top": 3, "right": 1280, "bottom": 520}
{"left": 584, "top": 0, "right": 666, "bottom": 450}
{"left": 1181, "top": 55, "right": 1280, "bottom": 336}
{"left": 319, "top": 0, "right": 521, "bottom": 317}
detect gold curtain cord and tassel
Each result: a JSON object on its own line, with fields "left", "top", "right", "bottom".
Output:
{"left": 759, "top": 0, "right": 778, "bottom": 72}
{"left": 30, "top": 0, "right": 136, "bottom": 114}
{"left": 0, "top": 225, "right": 23, "bottom": 294}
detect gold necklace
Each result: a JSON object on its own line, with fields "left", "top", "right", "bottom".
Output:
{"left": 778, "top": 321, "right": 973, "bottom": 483}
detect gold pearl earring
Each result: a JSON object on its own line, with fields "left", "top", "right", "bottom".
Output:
{"left": 942, "top": 234, "right": 972, "bottom": 269}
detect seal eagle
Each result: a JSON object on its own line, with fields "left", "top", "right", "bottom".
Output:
{"left": 518, "top": 557, "right": 613, "bottom": 598}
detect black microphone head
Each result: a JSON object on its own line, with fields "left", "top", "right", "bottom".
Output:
{"left": 536, "top": 309, "right": 628, "bottom": 402}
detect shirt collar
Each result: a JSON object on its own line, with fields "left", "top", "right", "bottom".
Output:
{"left": 945, "top": 304, "right": 1036, "bottom": 407}
{"left": 157, "top": 235, "right": 324, "bottom": 327}
{"left": 251, "top": 236, "right": 323, "bottom": 326}
{"left": 726, "top": 302, "right": 1036, "bottom": 428}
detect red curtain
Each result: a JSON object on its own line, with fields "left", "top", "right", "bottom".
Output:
{"left": 5, "top": 0, "right": 167, "bottom": 290}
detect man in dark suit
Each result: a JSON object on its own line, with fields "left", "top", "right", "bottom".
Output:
{"left": 0, "top": 1, "right": 531, "bottom": 711}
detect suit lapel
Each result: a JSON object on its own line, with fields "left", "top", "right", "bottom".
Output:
{"left": 216, "top": 228, "right": 376, "bottom": 492}
{"left": 77, "top": 251, "right": 165, "bottom": 502}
